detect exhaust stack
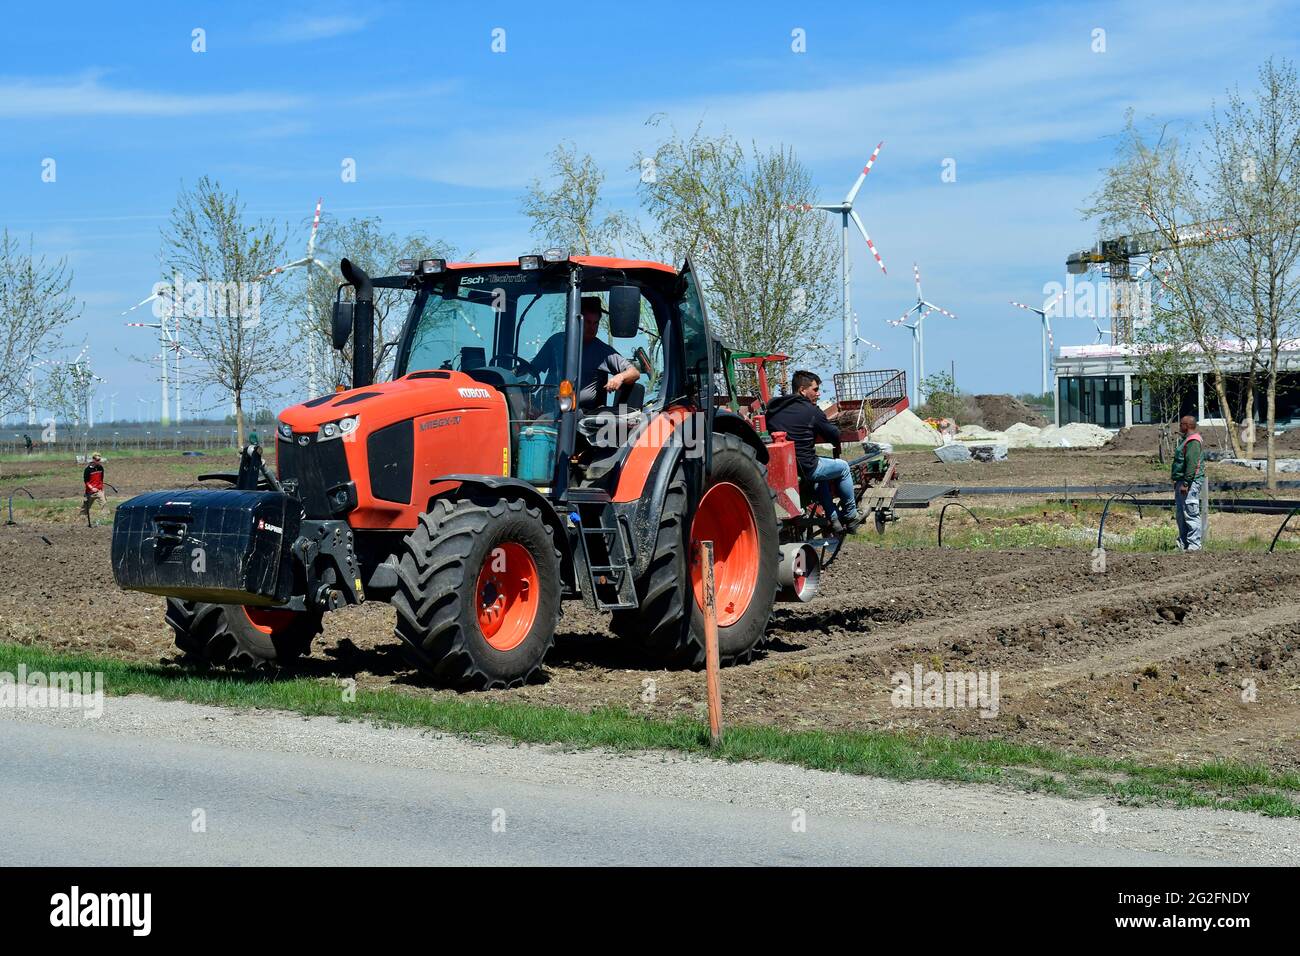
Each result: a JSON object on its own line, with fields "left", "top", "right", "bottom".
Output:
{"left": 340, "top": 258, "right": 374, "bottom": 388}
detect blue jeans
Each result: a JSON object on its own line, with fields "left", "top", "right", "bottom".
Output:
{"left": 810, "top": 456, "right": 857, "bottom": 520}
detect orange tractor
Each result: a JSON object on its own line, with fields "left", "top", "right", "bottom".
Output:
{"left": 111, "top": 252, "right": 901, "bottom": 688}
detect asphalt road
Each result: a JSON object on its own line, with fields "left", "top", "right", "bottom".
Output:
{"left": 0, "top": 708, "right": 1254, "bottom": 866}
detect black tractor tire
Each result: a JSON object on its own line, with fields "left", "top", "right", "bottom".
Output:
{"left": 612, "top": 433, "right": 779, "bottom": 667}
{"left": 392, "top": 497, "right": 561, "bottom": 690}
{"left": 165, "top": 599, "right": 322, "bottom": 667}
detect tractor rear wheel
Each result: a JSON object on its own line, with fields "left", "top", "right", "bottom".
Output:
{"left": 612, "top": 433, "right": 779, "bottom": 667}
{"left": 392, "top": 497, "right": 561, "bottom": 689}
{"left": 165, "top": 599, "right": 322, "bottom": 667}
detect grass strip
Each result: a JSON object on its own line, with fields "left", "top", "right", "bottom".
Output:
{"left": 1, "top": 641, "right": 1296, "bottom": 817}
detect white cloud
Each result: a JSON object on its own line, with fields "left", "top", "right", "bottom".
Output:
{"left": 258, "top": 15, "right": 370, "bottom": 44}
{"left": 0, "top": 73, "right": 304, "bottom": 118}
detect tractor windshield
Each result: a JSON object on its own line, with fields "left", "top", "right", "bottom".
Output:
{"left": 396, "top": 270, "right": 570, "bottom": 379}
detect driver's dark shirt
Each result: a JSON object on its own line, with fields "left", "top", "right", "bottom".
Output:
{"left": 533, "top": 333, "right": 631, "bottom": 410}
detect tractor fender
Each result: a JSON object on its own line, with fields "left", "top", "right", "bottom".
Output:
{"left": 712, "top": 409, "right": 768, "bottom": 464}
{"left": 429, "top": 475, "right": 577, "bottom": 592}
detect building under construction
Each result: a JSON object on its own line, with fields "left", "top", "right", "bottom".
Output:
{"left": 1054, "top": 340, "right": 1300, "bottom": 429}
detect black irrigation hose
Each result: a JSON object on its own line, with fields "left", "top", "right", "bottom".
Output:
{"left": 5, "top": 487, "right": 34, "bottom": 525}
{"left": 1096, "top": 492, "right": 1143, "bottom": 549}
{"left": 1269, "top": 506, "right": 1300, "bottom": 553}
{"left": 937, "top": 502, "right": 980, "bottom": 548}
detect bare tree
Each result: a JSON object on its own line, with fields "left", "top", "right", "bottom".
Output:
{"left": 1084, "top": 114, "right": 1250, "bottom": 458}
{"left": 41, "top": 359, "right": 97, "bottom": 456}
{"left": 631, "top": 122, "right": 839, "bottom": 368}
{"left": 522, "top": 142, "right": 628, "bottom": 256}
{"left": 0, "top": 230, "right": 80, "bottom": 419}
{"left": 1205, "top": 59, "right": 1300, "bottom": 488}
{"left": 161, "top": 177, "right": 291, "bottom": 446}
{"left": 303, "top": 216, "right": 460, "bottom": 388}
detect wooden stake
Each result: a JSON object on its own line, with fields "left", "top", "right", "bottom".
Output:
{"left": 699, "top": 539, "right": 723, "bottom": 746}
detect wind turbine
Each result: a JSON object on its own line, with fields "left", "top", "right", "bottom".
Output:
{"left": 788, "top": 143, "right": 888, "bottom": 373}
{"left": 64, "top": 346, "right": 105, "bottom": 428}
{"left": 890, "top": 263, "right": 957, "bottom": 405}
{"left": 25, "top": 358, "right": 56, "bottom": 426}
{"left": 122, "top": 279, "right": 174, "bottom": 425}
{"left": 1009, "top": 291, "right": 1064, "bottom": 397}
{"left": 255, "top": 198, "right": 327, "bottom": 395}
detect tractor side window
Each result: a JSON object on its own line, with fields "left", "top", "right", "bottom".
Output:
{"left": 515, "top": 292, "right": 569, "bottom": 382}
{"left": 678, "top": 268, "right": 711, "bottom": 405}
{"left": 613, "top": 294, "right": 662, "bottom": 408}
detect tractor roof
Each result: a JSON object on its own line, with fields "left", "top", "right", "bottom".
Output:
{"left": 445, "top": 255, "right": 678, "bottom": 275}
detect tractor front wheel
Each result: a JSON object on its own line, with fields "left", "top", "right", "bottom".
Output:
{"left": 392, "top": 497, "right": 561, "bottom": 689}
{"left": 166, "top": 600, "right": 322, "bottom": 667}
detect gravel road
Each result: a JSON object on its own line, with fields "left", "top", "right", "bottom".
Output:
{"left": 1, "top": 695, "right": 1294, "bottom": 865}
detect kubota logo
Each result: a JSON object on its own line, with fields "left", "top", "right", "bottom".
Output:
{"left": 458, "top": 387, "right": 491, "bottom": 400}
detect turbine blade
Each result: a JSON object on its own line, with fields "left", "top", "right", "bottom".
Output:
{"left": 1009, "top": 300, "right": 1043, "bottom": 316}
{"left": 913, "top": 262, "right": 922, "bottom": 300}
{"left": 306, "top": 197, "right": 323, "bottom": 257}
{"left": 121, "top": 292, "right": 160, "bottom": 317}
{"left": 253, "top": 257, "right": 310, "bottom": 281}
{"left": 922, "top": 301, "right": 958, "bottom": 320}
{"left": 849, "top": 209, "right": 887, "bottom": 274}
{"left": 845, "top": 141, "right": 883, "bottom": 204}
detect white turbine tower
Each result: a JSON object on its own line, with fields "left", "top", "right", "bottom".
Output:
{"left": 1009, "top": 291, "right": 1064, "bottom": 397}
{"left": 122, "top": 283, "right": 174, "bottom": 426}
{"left": 256, "top": 198, "right": 327, "bottom": 395}
{"left": 890, "top": 263, "right": 957, "bottom": 406}
{"left": 788, "top": 144, "right": 888, "bottom": 373}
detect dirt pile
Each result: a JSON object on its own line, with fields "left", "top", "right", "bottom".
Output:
{"left": 868, "top": 408, "right": 942, "bottom": 446}
{"left": 973, "top": 394, "right": 1049, "bottom": 431}
{"left": 1104, "top": 423, "right": 1300, "bottom": 454}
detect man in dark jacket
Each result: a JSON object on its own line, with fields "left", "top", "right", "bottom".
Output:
{"left": 1171, "top": 415, "right": 1206, "bottom": 550}
{"left": 766, "top": 370, "right": 861, "bottom": 533}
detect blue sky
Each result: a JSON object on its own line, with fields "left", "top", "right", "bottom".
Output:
{"left": 3, "top": 0, "right": 1298, "bottom": 421}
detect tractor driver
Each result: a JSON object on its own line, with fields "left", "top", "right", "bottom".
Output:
{"left": 531, "top": 295, "right": 640, "bottom": 411}
{"left": 766, "top": 370, "right": 862, "bottom": 534}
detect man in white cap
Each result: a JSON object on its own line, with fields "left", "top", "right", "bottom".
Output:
{"left": 80, "top": 452, "right": 107, "bottom": 527}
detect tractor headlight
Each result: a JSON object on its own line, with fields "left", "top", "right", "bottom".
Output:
{"left": 277, "top": 421, "right": 293, "bottom": 440}
{"left": 317, "top": 415, "right": 359, "bottom": 442}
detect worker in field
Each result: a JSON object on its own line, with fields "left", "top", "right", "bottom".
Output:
{"left": 23, "top": 433, "right": 33, "bottom": 454}
{"left": 1172, "top": 415, "right": 1206, "bottom": 551}
{"left": 80, "top": 452, "right": 107, "bottom": 528}
{"left": 532, "top": 296, "right": 640, "bottom": 411}
{"left": 766, "top": 370, "right": 862, "bottom": 534}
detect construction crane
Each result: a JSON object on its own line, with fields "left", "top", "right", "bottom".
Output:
{"left": 1065, "top": 216, "right": 1234, "bottom": 343}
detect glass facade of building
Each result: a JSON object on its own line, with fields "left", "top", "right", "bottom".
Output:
{"left": 1058, "top": 375, "right": 1126, "bottom": 428}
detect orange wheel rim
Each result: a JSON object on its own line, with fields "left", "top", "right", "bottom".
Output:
{"left": 690, "top": 482, "right": 759, "bottom": 627}
{"left": 475, "top": 542, "right": 539, "bottom": 651}
{"left": 243, "top": 606, "right": 296, "bottom": 634}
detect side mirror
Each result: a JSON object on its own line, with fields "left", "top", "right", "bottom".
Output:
{"left": 331, "top": 300, "right": 353, "bottom": 350}
{"left": 608, "top": 285, "right": 641, "bottom": 339}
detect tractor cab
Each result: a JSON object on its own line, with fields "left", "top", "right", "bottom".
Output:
{"left": 350, "top": 252, "right": 714, "bottom": 499}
